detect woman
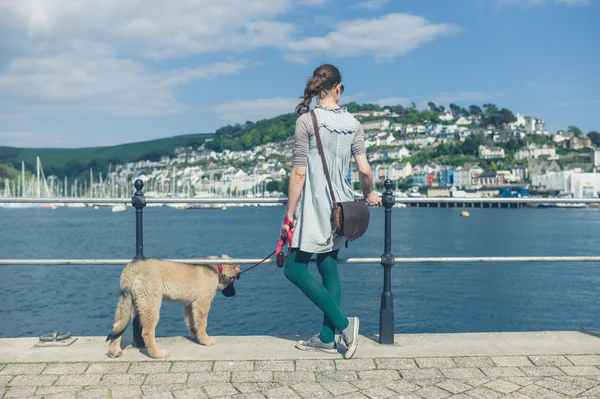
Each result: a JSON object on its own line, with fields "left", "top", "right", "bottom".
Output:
{"left": 281, "top": 64, "right": 382, "bottom": 359}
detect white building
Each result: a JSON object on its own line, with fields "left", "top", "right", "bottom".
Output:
{"left": 361, "top": 119, "right": 390, "bottom": 131}
{"left": 515, "top": 144, "right": 557, "bottom": 161}
{"left": 592, "top": 149, "right": 600, "bottom": 167}
{"left": 532, "top": 170, "right": 600, "bottom": 198}
{"left": 478, "top": 145, "right": 505, "bottom": 160}
{"left": 509, "top": 113, "right": 527, "bottom": 130}
{"left": 439, "top": 110, "right": 454, "bottom": 121}
{"left": 455, "top": 116, "right": 471, "bottom": 126}
{"left": 370, "top": 147, "right": 410, "bottom": 161}
{"left": 454, "top": 166, "right": 485, "bottom": 189}
{"left": 375, "top": 133, "right": 396, "bottom": 146}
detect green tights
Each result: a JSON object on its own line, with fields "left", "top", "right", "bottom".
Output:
{"left": 284, "top": 248, "right": 349, "bottom": 344}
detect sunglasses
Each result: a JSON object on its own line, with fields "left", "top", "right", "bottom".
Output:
{"left": 340, "top": 84, "right": 344, "bottom": 94}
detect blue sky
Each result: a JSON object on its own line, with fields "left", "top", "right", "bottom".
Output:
{"left": 0, "top": 0, "right": 598, "bottom": 148}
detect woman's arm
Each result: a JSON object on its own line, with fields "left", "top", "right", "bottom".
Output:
{"left": 284, "top": 167, "right": 306, "bottom": 220}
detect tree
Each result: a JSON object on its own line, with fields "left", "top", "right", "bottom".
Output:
{"left": 469, "top": 105, "right": 483, "bottom": 117}
{"left": 588, "top": 131, "right": 600, "bottom": 146}
{"left": 568, "top": 125, "right": 583, "bottom": 136}
{"left": 390, "top": 105, "right": 406, "bottom": 115}
{"left": 427, "top": 102, "right": 439, "bottom": 113}
{"left": 460, "top": 107, "right": 470, "bottom": 117}
{"left": 449, "top": 103, "right": 461, "bottom": 116}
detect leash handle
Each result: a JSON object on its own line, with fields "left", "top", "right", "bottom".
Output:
{"left": 277, "top": 216, "right": 294, "bottom": 268}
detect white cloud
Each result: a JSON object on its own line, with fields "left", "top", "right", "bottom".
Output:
{"left": 0, "top": 132, "right": 70, "bottom": 147}
{"left": 213, "top": 98, "right": 300, "bottom": 124}
{"left": 286, "top": 14, "right": 459, "bottom": 62}
{"left": 356, "top": 0, "right": 389, "bottom": 9}
{"left": 0, "top": 1, "right": 459, "bottom": 119}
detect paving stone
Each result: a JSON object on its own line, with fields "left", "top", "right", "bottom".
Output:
{"left": 463, "top": 387, "right": 503, "bottom": 399}
{"left": 55, "top": 373, "right": 102, "bottom": 385}
{"left": 231, "top": 372, "right": 273, "bottom": 383}
{"left": 553, "top": 375, "right": 599, "bottom": 389}
{"left": 101, "top": 373, "right": 147, "bottom": 385}
{"left": 143, "top": 384, "right": 188, "bottom": 395}
{"left": 315, "top": 371, "right": 358, "bottom": 382}
{"left": 582, "top": 385, "right": 600, "bottom": 395}
{"left": 86, "top": 363, "right": 131, "bottom": 374}
{"left": 78, "top": 386, "right": 110, "bottom": 399}
{"left": 520, "top": 366, "right": 565, "bottom": 377}
{"left": 141, "top": 393, "right": 174, "bottom": 399}
{"left": 295, "top": 360, "right": 336, "bottom": 371}
{"left": 490, "top": 356, "right": 533, "bottom": 367}
{"left": 35, "top": 386, "right": 81, "bottom": 395}
{"left": 453, "top": 357, "right": 495, "bottom": 368}
{"left": 213, "top": 361, "right": 254, "bottom": 372}
{"left": 254, "top": 361, "right": 294, "bottom": 372}
{"left": 358, "top": 370, "right": 401, "bottom": 381}
{"left": 416, "top": 358, "right": 456, "bottom": 369}
{"left": 440, "top": 368, "right": 485, "bottom": 379}
{"left": 566, "top": 355, "right": 600, "bottom": 366}
{"left": 527, "top": 356, "right": 572, "bottom": 367}
{"left": 334, "top": 359, "right": 375, "bottom": 371}
{"left": 374, "top": 358, "right": 418, "bottom": 370}
{"left": 4, "top": 386, "right": 37, "bottom": 397}
{"left": 187, "top": 372, "right": 231, "bottom": 385}
{"left": 42, "top": 363, "right": 89, "bottom": 374}
{"left": 172, "top": 387, "right": 208, "bottom": 399}
{"left": 8, "top": 374, "right": 57, "bottom": 386}
{"left": 320, "top": 381, "right": 358, "bottom": 396}
{"left": 350, "top": 380, "right": 381, "bottom": 389}
{"left": 232, "top": 383, "right": 263, "bottom": 394}
{"left": 291, "top": 382, "right": 333, "bottom": 398}
{"left": 435, "top": 379, "right": 472, "bottom": 394}
{"left": 534, "top": 376, "right": 590, "bottom": 396}
{"left": 170, "top": 362, "right": 213, "bottom": 373}
{"left": 110, "top": 385, "right": 144, "bottom": 398}
{"left": 35, "top": 393, "right": 78, "bottom": 399}
{"left": 264, "top": 386, "right": 300, "bottom": 399}
{"left": 361, "top": 385, "right": 400, "bottom": 399}
{"left": 129, "top": 362, "right": 172, "bottom": 374}
{"left": 414, "top": 385, "right": 452, "bottom": 399}
{"left": 518, "top": 384, "right": 569, "bottom": 399}
{"left": 273, "top": 371, "right": 315, "bottom": 384}
{"left": 0, "top": 375, "right": 14, "bottom": 385}
{"left": 502, "top": 376, "right": 539, "bottom": 387}
{"left": 445, "top": 395, "right": 474, "bottom": 399}
{"left": 336, "top": 392, "right": 369, "bottom": 399}
{"left": 202, "top": 383, "right": 238, "bottom": 398}
{"left": 0, "top": 363, "right": 46, "bottom": 375}
{"left": 502, "top": 393, "right": 537, "bottom": 399}
{"left": 400, "top": 368, "right": 445, "bottom": 380}
{"left": 144, "top": 372, "right": 188, "bottom": 384}
{"left": 480, "top": 367, "right": 526, "bottom": 378}
{"left": 484, "top": 379, "right": 521, "bottom": 394}
{"left": 386, "top": 380, "right": 422, "bottom": 394}
{"left": 560, "top": 366, "right": 600, "bottom": 376}
{"left": 393, "top": 394, "right": 422, "bottom": 399}
{"left": 230, "top": 393, "right": 266, "bottom": 399}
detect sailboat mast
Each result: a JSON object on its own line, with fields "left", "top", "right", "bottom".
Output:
{"left": 36, "top": 156, "right": 40, "bottom": 198}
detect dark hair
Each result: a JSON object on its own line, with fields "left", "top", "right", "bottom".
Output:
{"left": 295, "top": 64, "right": 342, "bottom": 116}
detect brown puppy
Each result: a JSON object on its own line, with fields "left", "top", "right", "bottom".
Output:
{"left": 106, "top": 255, "right": 240, "bottom": 358}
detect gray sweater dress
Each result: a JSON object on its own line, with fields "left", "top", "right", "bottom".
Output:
{"left": 291, "top": 104, "right": 366, "bottom": 254}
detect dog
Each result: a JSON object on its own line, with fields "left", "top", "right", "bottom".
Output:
{"left": 106, "top": 255, "right": 241, "bottom": 359}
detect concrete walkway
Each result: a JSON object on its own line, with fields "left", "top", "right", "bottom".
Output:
{"left": 1, "top": 332, "right": 600, "bottom": 398}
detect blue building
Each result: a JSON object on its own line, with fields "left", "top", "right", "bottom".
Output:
{"left": 437, "top": 169, "right": 454, "bottom": 186}
{"left": 499, "top": 187, "right": 529, "bottom": 198}
{"left": 412, "top": 173, "right": 427, "bottom": 187}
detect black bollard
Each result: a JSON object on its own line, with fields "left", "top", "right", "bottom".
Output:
{"left": 131, "top": 179, "right": 146, "bottom": 348}
{"left": 379, "top": 179, "right": 395, "bottom": 345}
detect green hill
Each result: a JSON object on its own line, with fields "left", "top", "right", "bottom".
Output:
{"left": 0, "top": 133, "right": 212, "bottom": 180}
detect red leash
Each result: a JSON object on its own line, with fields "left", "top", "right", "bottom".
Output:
{"left": 218, "top": 216, "right": 294, "bottom": 279}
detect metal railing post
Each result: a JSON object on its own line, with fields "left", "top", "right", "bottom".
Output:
{"left": 379, "top": 179, "right": 395, "bottom": 344}
{"left": 131, "top": 179, "right": 146, "bottom": 348}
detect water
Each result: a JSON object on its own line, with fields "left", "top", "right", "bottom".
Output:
{"left": 1, "top": 206, "right": 599, "bottom": 339}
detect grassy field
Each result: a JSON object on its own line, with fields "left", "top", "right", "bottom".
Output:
{"left": 0, "top": 133, "right": 212, "bottom": 179}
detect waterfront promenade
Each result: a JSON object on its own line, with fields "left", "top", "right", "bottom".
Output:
{"left": 2, "top": 332, "right": 600, "bottom": 398}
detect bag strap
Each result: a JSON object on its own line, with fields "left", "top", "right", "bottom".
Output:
{"left": 310, "top": 110, "right": 337, "bottom": 205}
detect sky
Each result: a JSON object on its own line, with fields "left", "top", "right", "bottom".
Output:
{"left": 0, "top": 0, "right": 598, "bottom": 148}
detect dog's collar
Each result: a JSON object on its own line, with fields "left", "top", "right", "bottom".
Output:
{"left": 216, "top": 264, "right": 238, "bottom": 280}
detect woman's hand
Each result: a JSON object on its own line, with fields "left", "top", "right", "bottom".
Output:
{"left": 281, "top": 222, "right": 291, "bottom": 239}
{"left": 365, "top": 192, "right": 382, "bottom": 207}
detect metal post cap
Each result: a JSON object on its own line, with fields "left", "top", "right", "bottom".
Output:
{"left": 384, "top": 179, "right": 393, "bottom": 190}
{"left": 134, "top": 179, "right": 144, "bottom": 190}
